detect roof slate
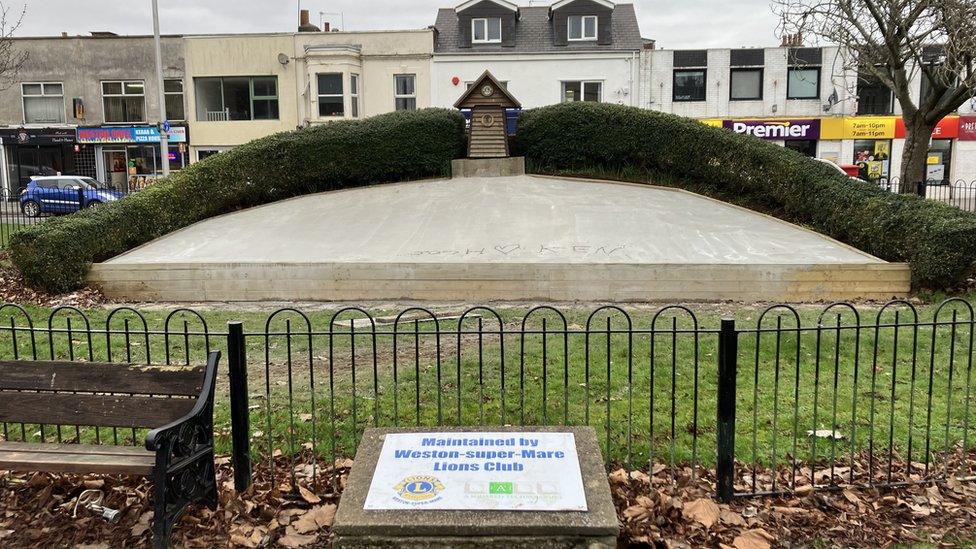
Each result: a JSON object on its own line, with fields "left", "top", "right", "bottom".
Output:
{"left": 434, "top": 4, "right": 643, "bottom": 54}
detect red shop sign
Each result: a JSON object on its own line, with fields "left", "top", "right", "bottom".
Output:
{"left": 959, "top": 115, "right": 976, "bottom": 141}
{"left": 894, "top": 116, "right": 959, "bottom": 139}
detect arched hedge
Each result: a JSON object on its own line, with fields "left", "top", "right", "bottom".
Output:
{"left": 515, "top": 102, "right": 976, "bottom": 288}
{"left": 11, "top": 102, "right": 975, "bottom": 294}
{"left": 10, "top": 108, "right": 467, "bottom": 293}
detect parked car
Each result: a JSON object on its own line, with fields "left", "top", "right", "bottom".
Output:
{"left": 20, "top": 176, "right": 124, "bottom": 217}
{"left": 813, "top": 158, "right": 867, "bottom": 183}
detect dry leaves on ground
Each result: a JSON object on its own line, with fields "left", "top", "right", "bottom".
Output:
{"left": 613, "top": 449, "right": 976, "bottom": 547}
{"left": 0, "top": 454, "right": 352, "bottom": 548}
{"left": 4, "top": 450, "right": 976, "bottom": 547}
{"left": 0, "top": 252, "right": 105, "bottom": 308}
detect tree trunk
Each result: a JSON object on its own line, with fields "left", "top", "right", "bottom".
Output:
{"left": 898, "top": 115, "right": 937, "bottom": 195}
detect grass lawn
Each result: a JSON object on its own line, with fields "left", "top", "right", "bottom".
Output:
{"left": 0, "top": 223, "right": 18, "bottom": 248}
{"left": 2, "top": 300, "right": 975, "bottom": 482}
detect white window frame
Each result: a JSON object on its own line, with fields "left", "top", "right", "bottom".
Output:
{"left": 568, "top": 15, "right": 598, "bottom": 41}
{"left": 561, "top": 80, "right": 602, "bottom": 103}
{"left": 101, "top": 80, "right": 147, "bottom": 123}
{"left": 472, "top": 17, "right": 502, "bottom": 44}
{"left": 394, "top": 74, "right": 417, "bottom": 111}
{"left": 196, "top": 148, "right": 229, "bottom": 162}
{"left": 163, "top": 78, "right": 185, "bottom": 121}
{"left": 350, "top": 74, "right": 360, "bottom": 118}
{"left": 316, "top": 73, "right": 345, "bottom": 118}
{"left": 21, "top": 82, "right": 66, "bottom": 124}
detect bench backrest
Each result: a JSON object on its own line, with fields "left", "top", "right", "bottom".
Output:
{"left": 0, "top": 360, "right": 208, "bottom": 430}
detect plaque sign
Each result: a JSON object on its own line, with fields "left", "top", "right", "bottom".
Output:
{"left": 363, "top": 432, "right": 587, "bottom": 511}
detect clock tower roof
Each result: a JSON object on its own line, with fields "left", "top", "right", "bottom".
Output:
{"left": 453, "top": 70, "right": 522, "bottom": 109}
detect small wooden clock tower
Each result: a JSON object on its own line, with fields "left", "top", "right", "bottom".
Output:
{"left": 454, "top": 70, "right": 521, "bottom": 158}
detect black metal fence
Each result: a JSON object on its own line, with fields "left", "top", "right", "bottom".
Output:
{"left": 1, "top": 301, "right": 974, "bottom": 502}
{"left": 1, "top": 182, "right": 138, "bottom": 248}
{"left": 878, "top": 177, "right": 976, "bottom": 212}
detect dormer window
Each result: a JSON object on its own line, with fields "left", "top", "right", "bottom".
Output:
{"left": 472, "top": 17, "right": 502, "bottom": 43}
{"left": 568, "top": 15, "right": 597, "bottom": 41}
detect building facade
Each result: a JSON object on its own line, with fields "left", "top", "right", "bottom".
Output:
{"left": 184, "top": 27, "right": 433, "bottom": 161}
{"left": 431, "top": 0, "right": 643, "bottom": 109}
{"left": 0, "top": 34, "right": 187, "bottom": 196}
{"left": 2, "top": 4, "right": 973, "bottom": 195}
{"left": 642, "top": 45, "right": 976, "bottom": 184}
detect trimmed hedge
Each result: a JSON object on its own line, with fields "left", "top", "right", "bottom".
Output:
{"left": 515, "top": 102, "right": 976, "bottom": 288}
{"left": 11, "top": 108, "right": 467, "bottom": 293}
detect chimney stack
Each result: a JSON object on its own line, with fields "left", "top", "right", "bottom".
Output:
{"left": 298, "top": 9, "right": 321, "bottom": 32}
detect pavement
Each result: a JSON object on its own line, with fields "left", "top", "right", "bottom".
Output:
{"left": 105, "top": 175, "right": 882, "bottom": 266}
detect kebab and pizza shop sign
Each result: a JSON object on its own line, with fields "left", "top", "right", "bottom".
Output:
{"left": 724, "top": 119, "right": 821, "bottom": 140}
{"left": 363, "top": 432, "right": 587, "bottom": 511}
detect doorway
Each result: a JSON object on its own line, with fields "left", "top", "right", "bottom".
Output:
{"left": 102, "top": 149, "right": 128, "bottom": 190}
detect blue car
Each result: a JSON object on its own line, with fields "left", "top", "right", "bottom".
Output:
{"left": 20, "top": 176, "right": 124, "bottom": 217}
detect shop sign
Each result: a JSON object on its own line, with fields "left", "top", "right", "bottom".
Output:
{"left": 959, "top": 116, "right": 976, "bottom": 141}
{"left": 0, "top": 127, "right": 75, "bottom": 145}
{"left": 723, "top": 119, "right": 820, "bottom": 140}
{"left": 699, "top": 119, "right": 723, "bottom": 128}
{"left": 846, "top": 117, "right": 896, "bottom": 139}
{"left": 76, "top": 125, "right": 187, "bottom": 144}
{"left": 895, "top": 116, "right": 959, "bottom": 139}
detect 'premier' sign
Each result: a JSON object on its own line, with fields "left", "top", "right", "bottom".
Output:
{"left": 724, "top": 119, "right": 821, "bottom": 140}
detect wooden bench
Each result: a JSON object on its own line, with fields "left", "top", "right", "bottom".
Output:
{"left": 0, "top": 351, "right": 220, "bottom": 548}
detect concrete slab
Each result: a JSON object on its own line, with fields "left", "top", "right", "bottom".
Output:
{"left": 105, "top": 175, "right": 879, "bottom": 265}
{"left": 89, "top": 175, "right": 911, "bottom": 302}
{"left": 332, "top": 426, "right": 618, "bottom": 549}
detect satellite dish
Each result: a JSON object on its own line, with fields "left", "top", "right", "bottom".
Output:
{"left": 277, "top": 53, "right": 290, "bottom": 66}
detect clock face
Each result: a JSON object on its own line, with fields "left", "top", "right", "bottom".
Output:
{"left": 480, "top": 84, "right": 494, "bottom": 97}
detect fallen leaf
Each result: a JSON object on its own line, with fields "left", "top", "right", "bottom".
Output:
{"left": 720, "top": 509, "right": 747, "bottom": 526}
{"left": 292, "top": 504, "right": 336, "bottom": 533}
{"left": 623, "top": 503, "right": 652, "bottom": 522}
{"left": 794, "top": 484, "right": 814, "bottom": 497}
{"left": 683, "top": 498, "right": 720, "bottom": 529}
{"left": 733, "top": 528, "right": 774, "bottom": 549}
{"left": 277, "top": 532, "right": 318, "bottom": 547}
{"left": 842, "top": 489, "right": 861, "bottom": 505}
{"left": 298, "top": 485, "right": 321, "bottom": 504}
{"left": 609, "top": 468, "right": 628, "bottom": 485}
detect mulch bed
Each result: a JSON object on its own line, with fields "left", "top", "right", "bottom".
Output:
{"left": 3, "top": 452, "right": 976, "bottom": 548}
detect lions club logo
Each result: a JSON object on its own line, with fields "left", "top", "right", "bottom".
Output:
{"left": 394, "top": 475, "right": 444, "bottom": 503}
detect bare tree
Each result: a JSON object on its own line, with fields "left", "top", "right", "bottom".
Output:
{"left": 773, "top": 0, "right": 976, "bottom": 192}
{"left": 0, "top": 1, "right": 26, "bottom": 91}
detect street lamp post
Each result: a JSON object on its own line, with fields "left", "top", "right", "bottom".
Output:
{"left": 152, "top": 0, "right": 169, "bottom": 177}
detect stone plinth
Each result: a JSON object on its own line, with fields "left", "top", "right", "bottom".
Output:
{"left": 332, "top": 426, "right": 619, "bottom": 548}
{"left": 451, "top": 156, "right": 525, "bottom": 178}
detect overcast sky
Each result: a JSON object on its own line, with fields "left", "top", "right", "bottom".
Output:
{"left": 9, "top": 0, "right": 782, "bottom": 49}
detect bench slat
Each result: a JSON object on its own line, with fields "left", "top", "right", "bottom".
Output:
{"left": 0, "top": 442, "right": 154, "bottom": 475}
{"left": 0, "top": 361, "right": 204, "bottom": 396}
{"left": 0, "top": 392, "right": 195, "bottom": 428}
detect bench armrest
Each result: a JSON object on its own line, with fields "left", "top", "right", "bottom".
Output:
{"left": 146, "top": 351, "right": 220, "bottom": 452}
{"left": 146, "top": 351, "right": 222, "bottom": 547}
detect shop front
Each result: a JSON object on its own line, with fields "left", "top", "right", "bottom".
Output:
{"left": 722, "top": 118, "right": 821, "bottom": 157}
{"left": 707, "top": 114, "right": 973, "bottom": 183}
{"left": 818, "top": 116, "right": 896, "bottom": 185}
{"left": 895, "top": 116, "right": 959, "bottom": 185}
{"left": 76, "top": 125, "right": 189, "bottom": 192}
{"left": 0, "top": 127, "right": 78, "bottom": 199}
